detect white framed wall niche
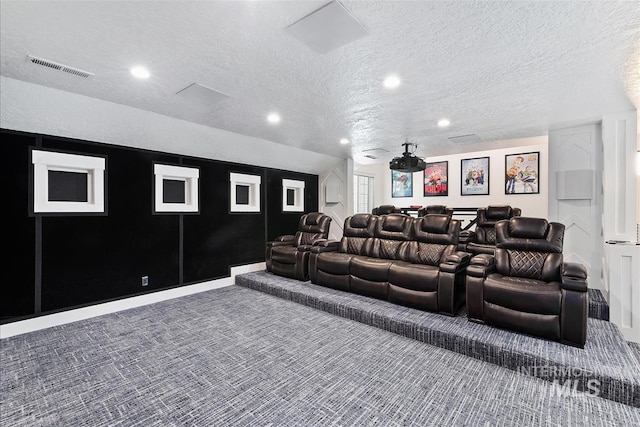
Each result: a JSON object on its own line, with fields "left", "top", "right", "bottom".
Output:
{"left": 230, "top": 172, "right": 261, "bottom": 213}
{"left": 282, "top": 179, "right": 305, "bottom": 212}
{"left": 154, "top": 163, "right": 199, "bottom": 213}
{"left": 31, "top": 148, "right": 107, "bottom": 215}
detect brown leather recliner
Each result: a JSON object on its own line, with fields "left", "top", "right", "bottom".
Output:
{"left": 265, "top": 212, "right": 332, "bottom": 281}
{"left": 417, "top": 205, "right": 453, "bottom": 217}
{"left": 458, "top": 205, "right": 521, "bottom": 255}
{"left": 372, "top": 205, "right": 401, "bottom": 215}
{"left": 465, "top": 217, "right": 588, "bottom": 348}
{"left": 309, "top": 213, "right": 470, "bottom": 315}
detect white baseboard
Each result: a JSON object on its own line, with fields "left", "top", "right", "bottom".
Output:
{"left": 0, "top": 262, "right": 266, "bottom": 339}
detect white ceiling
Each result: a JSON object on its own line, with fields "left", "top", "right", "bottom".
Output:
{"left": 1, "top": 1, "right": 639, "bottom": 164}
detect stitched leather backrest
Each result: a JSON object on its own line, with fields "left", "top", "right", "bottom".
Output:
{"left": 475, "top": 205, "right": 520, "bottom": 244}
{"left": 299, "top": 212, "right": 331, "bottom": 235}
{"left": 413, "top": 215, "right": 460, "bottom": 245}
{"left": 494, "top": 217, "right": 565, "bottom": 281}
{"left": 295, "top": 213, "right": 332, "bottom": 245}
{"left": 364, "top": 214, "right": 413, "bottom": 260}
{"left": 339, "top": 214, "right": 377, "bottom": 254}
{"left": 375, "top": 214, "right": 413, "bottom": 240}
{"left": 408, "top": 241, "right": 456, "bottom": 266}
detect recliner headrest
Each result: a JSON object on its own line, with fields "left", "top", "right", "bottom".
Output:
{"left": 495, "top": 217, "right": 564, "bottom": 253}
{"left": 508, "top": 217, "right": 548, "bottom": 239}
{"left": 375, "top": 214, "right": 412, "bottom": 240}
{"left": 379, "top": 214, "right": 408, "bottom": 232}
{"left": 299, "top": 212, "right": 330, "bottom": 233}
{"left": 485, "top": 205, "right": 512, "bottom": 220}
{"left": 343, "top": 214, "right": 377, "bottom": 237}
{"left": 349, "top": 214, "right": 372, "bottom": 228}
{"left": 303, "top": 212, "right": 321, "bottom": 225}
{"left": 419, "top": 214, "right": 451, "bottom": 234}
{"left": 376, "top": 205, "right": 398, "bottom": 215}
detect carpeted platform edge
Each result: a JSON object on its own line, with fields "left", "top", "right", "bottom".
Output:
{"left": 588, "top": 288, "right": 610, "bottom": 321}
{"left": 236, "top": 273, "right": 639, "bottom": 408}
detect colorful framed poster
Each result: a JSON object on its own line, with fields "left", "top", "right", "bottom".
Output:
{"left": 505, "top": 151, "right": 539, "bottom": 194}
{"left": 391, "top": 170, "right": 413, "bottom": 198}
{"left": 423, "top": 161, "right": 448, "bottom": 196}
{"left": 461, "top": 157, "right": 489, "bottom": 196}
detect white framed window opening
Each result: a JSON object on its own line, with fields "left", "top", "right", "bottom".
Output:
{"left": 154, "top": 163, "right": 200, "bottom": 213}
{"left": 354, "top": 174, "right": 374, "bottom": 214}
{"left": 32, "top": 149, "right": 106, "bottom": 214}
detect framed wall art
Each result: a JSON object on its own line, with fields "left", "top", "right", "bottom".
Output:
{"left": 423, "top": 161, "right": 448, "bottom": 196}
{"left": 391, "top": 170, "right": 413, "bottom": 198}
{"left": 505, "top": 151, "right": 539, "bottom": 194}
{"left": 461, "top": 156, "right": 489, "bottom": 196}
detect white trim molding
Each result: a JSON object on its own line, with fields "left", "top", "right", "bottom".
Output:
{"left": 154, "top": 163, "right": 199, "bottom": 213}
{"left": 32, "top": 149, "right": 106, "bottom": 213}
{"left": 230, "top": 172, "right": 261, "bottom": 212}
{"left": 282, "top": 178, "right": 305, "bottom": 212}
{"left": 0, "top": 262, "right": 266, "bottom": 339}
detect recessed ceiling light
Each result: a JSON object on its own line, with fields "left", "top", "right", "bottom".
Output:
{"left": 340, "top": 138, "right": 349, "bottom": 144}
{"left": 267, "top": 113, "right": 281, "bottom": 124}
{"left": 130, "top": 66, "right": 150, "bottom": 79}
{"left": 437, "top": 119, "right": 451, "bottom": 128}
{"left": 383, "top": 75, "right": 401, "bottom": 89}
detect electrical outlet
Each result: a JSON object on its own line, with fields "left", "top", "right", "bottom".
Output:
{"left": 141, "top": 276, "right": 149, "bottom": 286}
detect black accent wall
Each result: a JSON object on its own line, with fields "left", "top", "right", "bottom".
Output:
{"left": 1, "top": 129, "right": 318, "bottom": 323}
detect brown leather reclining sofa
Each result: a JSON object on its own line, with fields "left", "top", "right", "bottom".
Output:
{"left": 308, "top": 213, "right": 470, "bottom": 316}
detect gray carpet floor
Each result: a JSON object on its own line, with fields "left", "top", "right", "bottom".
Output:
{"left": 2, "top": 285, "right": 639, "bottom": 427}
{"left": 236, "top": 271, "right": 640, "bottom": 408}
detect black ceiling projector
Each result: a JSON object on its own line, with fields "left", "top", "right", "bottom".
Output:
{"left": 389, "top": 142, "right": 426, "bottom": 173}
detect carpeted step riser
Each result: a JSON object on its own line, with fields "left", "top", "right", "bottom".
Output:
{"left": 588, "top": 289, "right": 610, "bottom": 321}
{"left": 236, "top": 274, "right": 639, "bottom": 408}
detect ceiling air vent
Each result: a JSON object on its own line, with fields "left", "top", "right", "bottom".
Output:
{"left": 27, "top": 55, "right": 94, "bottom": 78}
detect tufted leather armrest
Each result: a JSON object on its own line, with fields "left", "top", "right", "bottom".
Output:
{"left": 466, "top": 254, "right": 495, "bottom": 277}
{"left": 561, "top": 262, "right": 588, "bottom": 292}
{"left": 310, "top": 240, "right": 340, "bottom": 253}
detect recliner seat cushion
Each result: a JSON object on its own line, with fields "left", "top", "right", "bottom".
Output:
{"left": 388, "top": 261, "right": 439, "bottom": 292}
{"left": 484, "top": 303, "right": 561, "bottom": 341}
{"left": 316, "top": 252, "right": 355, "bottom": 275}
{"left": 350, "top": 257, "right": 392, "bottom": 281}
{"left": 484, "top": 273, "right": 561, "bottom": 315}
{"left": 270, "top": 246, "right": 298, "bottom": 264}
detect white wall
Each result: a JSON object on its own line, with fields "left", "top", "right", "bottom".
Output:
{"left": 0, "top": 76, "right": 343, "bottom": 175}
{"left": 548, "top": 124, "right": 603, "bottom": 290}
{"left": 364, "top": 135, "right": 549, "bottom": 219}
{"left": 319, "top": 159, "right": 353, "bottom": 240}
{"left": 353, "top": 162, "right": 386, "bottom": 213}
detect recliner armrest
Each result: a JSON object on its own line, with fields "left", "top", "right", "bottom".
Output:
{"left": 440, "top": 251, "right": 472, "bottom": 273}
{"left": 267, "top": 235, "right": 296, "bottom": 248}
{"left": 310, "top": 240, "right": 340, "bottom": 253}
{"left": 445, "top": 251, "right": 472, "bottom": 265}
{"left": 466, "top": 254, "right": 495, "bottom": 278}
{"left": 458, "top": 230, "right": 476, "bottom": 244}
{"left": 561, "top": 262, "right": 588, "bottom": 292}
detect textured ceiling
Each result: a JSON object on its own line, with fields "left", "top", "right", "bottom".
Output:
{"left": 1, "top": 1, "right": 639, "bottom": 164}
